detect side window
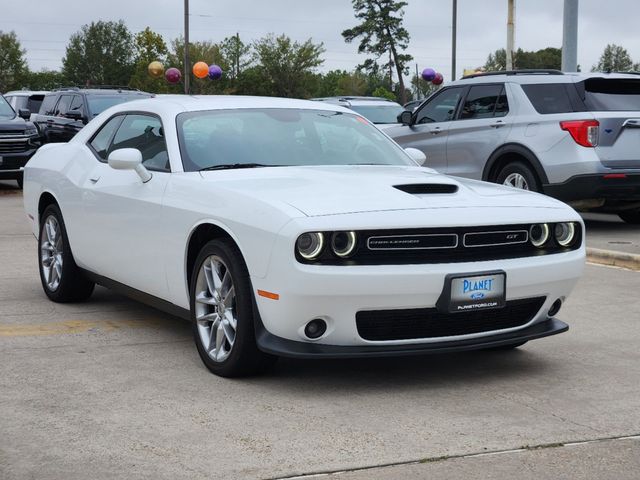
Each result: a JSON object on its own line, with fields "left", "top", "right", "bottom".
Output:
{"left": 415, "top": 87, "right": 464, "bottom": 124}
{"left": 40, "top": 95, "right": 58, "bottom": 115}
{"left": 55, "top": 95, "right": 73, "bottom": 116}
{"left": 89, "top": 116, "right": 124, "bottom": 161}
{"left": 69, "top": 95, "right": 83, "bottom": 113}
{"left": 460, "top": 85, "right": 507, "bottom": 120}
{"left": 110, "top": 114, "right": 170, "bottom": 172}
{"left": 521, "top": 84, "right": 575, "bottom": 114}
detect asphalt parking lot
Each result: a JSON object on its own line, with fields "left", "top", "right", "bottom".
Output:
{"left": 1, "top": 180, "right": 639, "bottom": 479}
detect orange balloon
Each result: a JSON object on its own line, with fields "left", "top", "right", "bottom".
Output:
{"left": 193, "top": 61, "right": 209, "bottom": 79}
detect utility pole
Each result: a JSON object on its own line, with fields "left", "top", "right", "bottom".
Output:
{"left": 415, "top": 63, "right": 419, "bottom": 98}
{"left": 562, "top": 0, "right": 579, "bottom": 71}
{"left": 183, "top": 0, "right": 190, "bottom": 94}
{"left": 451, "top": 0, "right": 457, "bottom": 81}
{"left": 506, "top": 0, "right": 515, "bottom": 70}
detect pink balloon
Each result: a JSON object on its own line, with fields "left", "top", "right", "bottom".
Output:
{"left": 432, "top": 72, "right": 444, "bottom": 85}
{"left": 165, "top": 67, "right": 182, "bottom": 84}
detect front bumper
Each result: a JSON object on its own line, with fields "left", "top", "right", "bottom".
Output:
{"left": 256, "top": 317, "right": 568, "bottom": 358}
{"left": 544, "top": 173, "right": 640, "bottom": 203}
{"left": 0, "top": 147, "right": 39, "bottom": 179}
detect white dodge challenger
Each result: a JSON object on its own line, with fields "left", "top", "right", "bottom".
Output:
{"left": 23, "top": 96, "right": 585, "bottom": 377}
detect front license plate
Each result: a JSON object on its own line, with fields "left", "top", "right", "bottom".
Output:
{"left": 437, "top": 271, "right": 506, "bottom": 314}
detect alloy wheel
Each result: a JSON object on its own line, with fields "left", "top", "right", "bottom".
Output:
{"left": 503, "top": 172, "right": 530, "bottom": 190}
{"left": 194, "top": 255, "right": 238, "bottom": 363}
{"left": 40, "top": 215, "right": 63, "bottom": 291}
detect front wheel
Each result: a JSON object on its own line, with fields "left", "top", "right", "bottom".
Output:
{"left": 38, "top": 204, "right": 95, "bottom": 302}
{"left": 190, "top": 239, "right": 275, "bottom": 377}
{"left": 495, "top": 161, "right": 541, "bottom": 193}
{"left": 618, "top": 210, "right": 640, "bottom": 224}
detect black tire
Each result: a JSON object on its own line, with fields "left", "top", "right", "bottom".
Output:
{"left": 38, "top": 204, "right": 95, "bottom": 302}
{"left": 495, "top": 161, "right": 541, "bottom": 193}
{"left": 618, "top": 210, "right": 640, "bottom": 224}
{"left": 190, "top": 239, "right": 276, "bottom": 377}
{"left": 486, "top": 341, "right": 528, "bottom": 351}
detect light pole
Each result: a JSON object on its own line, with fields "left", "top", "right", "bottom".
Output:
{"left": 184, "top": 0, "right": 190, "bottom": 94}
{"left": 506, "top": 0, "right": 515, "bottom": 70}
{"left": 451, "top": 0, "right": 457, "bottom": 81}
{"left": 562, "top": 0, "right": 579, "bottom": 72}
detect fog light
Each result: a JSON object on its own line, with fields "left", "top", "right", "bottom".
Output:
{"left": 554, "top": 222, "right": 576, "bottom": 247}
{"left": 530, "top": 223, "right": 550, "bottom": 247}
{"left": 304, "top": 319, "right": 327, "bottom": 339}
{"left": 548, "top": 299, "right": 562, "bottom": 317}
{"left": 331, "top": 231, "right": 357, "bottom": 258}
{"left": 296, "top": 232, "right": 324, "bottom": 260}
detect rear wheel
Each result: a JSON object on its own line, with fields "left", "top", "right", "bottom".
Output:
{"left": 190, "top": 239, "right": 276, "bottom": 377}
{"left": 618, "top": 210, "right": 640, "bottom": 224}
{"left": 38, "top": 204, "right": 95, "bottom": 302}
{"left": 495, "top": 161, "right": 541, "bottom": 192}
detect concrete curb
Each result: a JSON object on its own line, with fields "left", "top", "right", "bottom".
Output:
{"left": 587, "top": 247, "right": 640, "bottom": 271}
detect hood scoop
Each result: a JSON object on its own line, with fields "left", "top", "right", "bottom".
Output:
{"left": 394, "top": 183, "right": 458, "bottom": 195}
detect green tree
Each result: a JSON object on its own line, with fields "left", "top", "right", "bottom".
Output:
{"left": 168, "top": 38, "right": 229, "bottom": 94}
{"left": 483, "top": 47, "right": 561, "bottom": 71}
{"left": 371, "top": 86, "right": 395, "bottom": 100}
{"left": 21, "top": 70, "right": 67, "bottom": 90}
{"left": 62, "top": 20, "right": 134, "bottom": 86}
{"left": 252, "top": 34, "right": 325, "bottom": 98}
{"left": 342, "top": 0, "right": 413, "bottom": 104}
{"left": 411, "top": 76, "right": 438, "bottom": 100}
{"left": 593, "top": 44, "right": 635, "bottom": 72}
{"left": 0, "top": 31, "right": 28, "bottom": 92}
{"left": 129, "top": 27, "right": 169, "bottom": 92}
{"left": 221, "top": 34, "right": 252, "bottom": 81}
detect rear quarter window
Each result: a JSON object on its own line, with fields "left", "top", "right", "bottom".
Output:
{"left": 521, "top": 83, "right": 583, "bottom": 114}
{"left": 579, "top": 78, "right": 640, "bottom": 111}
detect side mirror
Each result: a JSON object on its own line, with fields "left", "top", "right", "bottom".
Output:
{"left": 397, "top": 110, "right": 413, "bottom": 126}
{"left": 404, "top": 147, "right": 427, "bottom": 166}
{"left": 107, "top": 148, "right": 152, "bottom": 183}
{"left": 18, "top": 108, "right": 31, "bottom": 120}
{"left": 65, "top": 110, "right": 85, "bottom": 122}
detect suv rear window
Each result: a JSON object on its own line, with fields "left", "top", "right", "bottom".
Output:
{"left": 579, "top": 78, "right": 640, "bottom": 111}
{"left": 521, "top": 83, "right": 581, "bottom": 114}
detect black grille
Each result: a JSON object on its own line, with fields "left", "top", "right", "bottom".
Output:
{"left": 0, "top": 140, "right": 30, "bottom": 154}
{"left": 356, "top": 297, "right": 546, "bottom": 341}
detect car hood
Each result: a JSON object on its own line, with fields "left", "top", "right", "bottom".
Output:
{"left": 0, "top": 115, "right": 31, "bottom": 132}
{"left": 200, "top": 165, "right": 566, "bottom": 217}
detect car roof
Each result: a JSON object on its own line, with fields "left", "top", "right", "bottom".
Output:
{"left": 46, "top": 88, "right": 151, "bottom": 96}
{"left": 313, "top": 96, "right": 401, "bottom": 106}
{"left": 4, "top": 90, "right": 49, "bottom": 96}
{"left": 453, "top": 70, "right": 640, "bottom": 85}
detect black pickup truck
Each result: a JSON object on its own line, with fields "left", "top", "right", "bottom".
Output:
{"left": 0, "top": 95, "right": 41, "bottom": 188}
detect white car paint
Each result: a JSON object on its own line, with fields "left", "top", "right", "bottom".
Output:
{"left": 23, "top": 95, "right": 585, "bottom": 353}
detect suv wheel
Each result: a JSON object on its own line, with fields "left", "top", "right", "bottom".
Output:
{"left": 618, "top": 210, "right": 640, "bottom": 224}
{"left": 496, "top": 161, "right": 540, "bottom": 192}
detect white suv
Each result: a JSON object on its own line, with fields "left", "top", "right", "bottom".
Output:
{"left": 383, "top": 70, "right": 640, "bottom": 223}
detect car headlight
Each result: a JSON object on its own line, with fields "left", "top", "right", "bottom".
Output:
{"left": 331, "top": 231, "right": 357, "bottom": 258}
{"left": 296, "top": 232, "right": 325, "bottom": 260}
{"left": 530, "top": 223, "right": 550, "bottom": 247}
{"left": 554, "top": 222, "right": 576, "bottom": 247}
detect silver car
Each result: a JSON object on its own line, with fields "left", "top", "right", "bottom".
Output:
{"left": 312, "top": 96, "right": 404, "bottom": 125}
{"left": 383, "top": 70, "right": 640, "bottom": 224}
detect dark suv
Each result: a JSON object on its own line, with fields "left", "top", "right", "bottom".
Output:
{"left": 34, "top": 87, "right": 152, "bottom": 144}
{"left": 0, "top": 94, "right": 41, "bottom": 188}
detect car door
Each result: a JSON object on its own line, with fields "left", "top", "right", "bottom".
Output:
{"left": 62, "top": 95, "right": 86, "bottom": 141}
{"left": 46, "top": 94, "right": 74, "bottom": 143}
{"left": 445, "top": 84, "right": 512, "bottom": 179}
{"left": 385, "top": 87, "right": 466, "bottom": 172}
{"left": 35, "top": 94, "right": 59, "bottom": 143}
{"left": 80, "top": 113, "right": 171, "bottom": 298}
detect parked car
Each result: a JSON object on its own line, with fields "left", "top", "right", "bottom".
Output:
{"left": 23, "top": 95, "right": 584, "bottom": 377}
{"left": 4, "top": 90, "right": 49, "bottom": 119}
{"left": 384, "top": 70, "right": 640, "bottom": 223}
{"left": 33, "top": 87, "right": 152, "bottom": 144}
{"left": 312, "top": 96, "right": 404, "bottom": 124}
{"left": 0, "top": 94, "right": 41, "bottom": 187}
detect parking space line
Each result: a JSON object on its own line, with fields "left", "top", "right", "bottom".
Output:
{"left": 0, "top": 318, "right": 167, "bottom": 337}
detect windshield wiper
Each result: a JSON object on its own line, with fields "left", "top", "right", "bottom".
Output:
{"left": 199, "top": 163, "right": 283, "bottom": 171}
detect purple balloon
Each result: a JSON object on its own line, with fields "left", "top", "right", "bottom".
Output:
{"left": 208, "top": 64, "right": 223, "bottom": 80}
{"left": 421, "top": 68, "right": 436, "bottom": 81}
{"left": 165, "top": 67, "right": 181, "bottom": 84}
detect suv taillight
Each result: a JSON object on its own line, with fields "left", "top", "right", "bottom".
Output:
{"left": 560, "top": 120, "right": 599, "bottom": 147}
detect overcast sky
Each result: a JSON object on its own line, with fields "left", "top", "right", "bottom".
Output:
{"left": 2, "top": 0, "right": 640, "bottom": 82}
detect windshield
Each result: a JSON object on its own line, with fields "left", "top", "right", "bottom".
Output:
{"left": 0, "top": 96, "right": 15, "bottom": 119}
{"left": 87, "top": 94, "right": 152, "bottom": 117}
{"left": 348, "top": 104, "right": 404, "bottom": 124}
{"left": 177, "top": 108, "right": 414, "bottom": 172}
{"left": 581, "top": 78, "right": 640, "bottom": 111}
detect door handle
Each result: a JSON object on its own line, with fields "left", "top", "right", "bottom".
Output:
{"left": 430, "top": 127, "right": 443, "bottom": 135}
{"left": 490, "top": 121, "right": 505, "bottom": 128}
{"left": 89, "top": 176, "right": 100, "bottom": 183}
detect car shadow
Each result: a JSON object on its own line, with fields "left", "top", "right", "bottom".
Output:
{"left": 0, "top": 180, "right": 21, "bottom": 194}
{"left": 582, "top": 212, "right": 640, "bottom": 231}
